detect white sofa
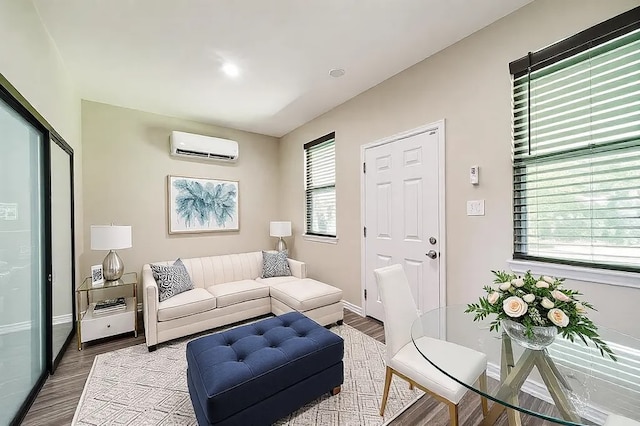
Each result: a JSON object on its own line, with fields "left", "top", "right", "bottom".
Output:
{"left": 142, "top": 251, "right": 343, "bottom": 350}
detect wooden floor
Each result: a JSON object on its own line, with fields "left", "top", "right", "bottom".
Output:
{"left": 22, "top": 310, "right": 561, "bottom": 426}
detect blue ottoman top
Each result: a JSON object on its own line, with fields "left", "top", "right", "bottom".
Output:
{"left": 186, "top": 312, "right": 344, "bottom": 424}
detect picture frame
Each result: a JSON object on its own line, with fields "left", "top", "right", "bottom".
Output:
{"left": 168, "top": 175, "right": 239, "bottom": 234}
{"left": 91, "top": 264, "right": 104, "bottom": 286}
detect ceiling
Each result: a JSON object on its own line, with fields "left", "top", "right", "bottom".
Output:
{"left": 33, "top": 0, "right": 532, "bottom": 137}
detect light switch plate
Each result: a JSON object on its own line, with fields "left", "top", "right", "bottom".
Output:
{"left": 467, "top": 200, "right": 485, "bottom": 216}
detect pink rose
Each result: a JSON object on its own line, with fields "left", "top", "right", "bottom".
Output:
{"left": 511, "top": 278, "right": 525, "bottom": 288}
{"left": 548, "top": 308, "right": 569, "bottom": 327}
{"left": 551, "top": 290, "right": 570, "bottom": 302}
{"left": 503, "top": 296, "right": 528, "bottom": 318}
{"left": 535, "top": 281, "right": 550, "bottom": 289}
{"left": 541, "top": 297, "right": 555, "bottom": 309}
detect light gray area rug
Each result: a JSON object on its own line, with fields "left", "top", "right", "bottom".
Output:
{"left": 73, "top": 324, "right": 423, "bottom": 425}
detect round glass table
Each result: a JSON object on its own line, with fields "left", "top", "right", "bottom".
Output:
{"left": 410, "top": 305, "right": 640, "bottom": 426}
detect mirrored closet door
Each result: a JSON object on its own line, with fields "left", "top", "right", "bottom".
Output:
{"left": 49, "top": 135, "right": 75, "bottom": 371}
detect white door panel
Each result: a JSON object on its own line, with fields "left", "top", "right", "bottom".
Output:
{"left": 364, "top": 128, "right": 441, "bottom": 321}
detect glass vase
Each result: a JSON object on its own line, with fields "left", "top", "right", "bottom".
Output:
{"left": 501, "top": 319, "right": 557, "bottom": 350}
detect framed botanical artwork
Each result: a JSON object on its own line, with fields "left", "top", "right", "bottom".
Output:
{"left": 168, "top": 175, "right": 239, "bottom": 234}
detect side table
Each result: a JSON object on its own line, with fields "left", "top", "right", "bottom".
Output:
{"left": 76, "top": 272, "right": 138, "bottom": 350}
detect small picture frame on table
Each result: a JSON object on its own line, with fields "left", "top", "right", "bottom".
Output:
{"left": 91, "top": 264, "right": 104, "bottom": 286}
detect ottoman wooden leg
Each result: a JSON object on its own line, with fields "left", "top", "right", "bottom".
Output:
{"left": 330, "top": 386, "right": 341, "bottom": 396}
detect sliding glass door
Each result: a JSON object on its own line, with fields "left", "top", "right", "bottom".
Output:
{"left": 0, "top": 96, "right": 47, "bottom": 424}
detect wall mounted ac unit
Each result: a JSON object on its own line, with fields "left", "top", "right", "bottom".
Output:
{"left": 170, "top": 131, "right": 239, "bottom": 162}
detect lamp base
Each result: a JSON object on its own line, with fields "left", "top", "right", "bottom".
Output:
{"left": 275, "top": 237, "right": 287, "bottom": 252}
{"left": 103, "top": 250, "right": 124, "bottom": 281}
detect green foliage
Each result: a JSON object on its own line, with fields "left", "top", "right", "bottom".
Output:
{"left": 465, "top": 270, "right": 616, "bottom": 361}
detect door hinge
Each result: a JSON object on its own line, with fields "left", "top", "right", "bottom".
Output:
{"left": 363, "top": 162, "right": 366, "bottom": 174}
{"left": 363, "top": 226, "right": 367, "bottom": 238}
{"left": 364, "top": 289, "right": 367, "bottom": 300}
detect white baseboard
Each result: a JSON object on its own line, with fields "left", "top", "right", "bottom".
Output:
{"left": 486, "top": 362, "right": 607, "bottom": 425}
{"left": 53, "top": 313, "right": 73, "bottom": 326}
{"left": 342, "top": 300, "right": 364, "bottom": 316}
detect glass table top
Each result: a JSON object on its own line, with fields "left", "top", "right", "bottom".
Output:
{"left": 410, "top": 305, "right": 640, "bottom": 425}
{"left": 77, "top": 271, "right": 137, "bottom": 292}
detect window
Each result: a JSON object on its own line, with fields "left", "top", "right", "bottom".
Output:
{"left": 304, "top": 132, "right": 336, "bottom": 237}
{"left": 510, "top": 7, "right": 640, "bottom": 271}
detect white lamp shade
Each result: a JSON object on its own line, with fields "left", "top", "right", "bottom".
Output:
{"left": 270, "top": 221, "right": 291, "bottom": 238}
{"left": 91, "top": 225, "right": 132, "bottom": 250}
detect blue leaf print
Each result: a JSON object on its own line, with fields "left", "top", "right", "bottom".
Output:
{"left": 173, "top": 179, "right": 237, "bottom": 228}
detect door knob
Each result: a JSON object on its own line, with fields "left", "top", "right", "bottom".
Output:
{"left": 426, "top": 250, "right": 438, "bottom": 259}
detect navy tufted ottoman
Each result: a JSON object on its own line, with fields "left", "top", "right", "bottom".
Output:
{"left": 186, "top": 312, "right": 344, "bottom": 425}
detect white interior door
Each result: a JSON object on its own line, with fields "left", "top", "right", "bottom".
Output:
{"left": 364, "top": 127, "right": 442, "bottom": 321}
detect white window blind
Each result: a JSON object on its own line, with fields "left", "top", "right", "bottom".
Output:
{"left": 511, "top": 19, "right": 640, "bottom": 271}
{"left": 304, "top": 133, "right": 336, "bottom": 237}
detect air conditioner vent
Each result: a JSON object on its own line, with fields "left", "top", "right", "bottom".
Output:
{"left": 170, "top": 131, "right": 239, "bottom": 162}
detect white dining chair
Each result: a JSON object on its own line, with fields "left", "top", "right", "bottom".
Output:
{"left": 374, "top": 264, "right": 489, "bottom": 426}
{"left": 605, "top": 415, "right": 640, "bottom": 426}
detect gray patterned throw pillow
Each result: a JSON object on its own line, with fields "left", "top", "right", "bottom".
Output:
{"left": 150, "top": 259, "right": 194, "bottom": 302}
{"left": 262, "top": 250, "right": 292, "bottom": 278}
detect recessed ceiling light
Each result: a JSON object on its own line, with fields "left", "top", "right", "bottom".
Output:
{"left": 329, "top": 68, "right": 345, "bottom": 78}
{"left": 222, "top": 62, "right": 240, "bottom": 78}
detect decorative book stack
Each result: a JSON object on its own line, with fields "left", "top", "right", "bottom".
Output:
{"left": 93, "top": 297, "right": 126, "bottom": 315}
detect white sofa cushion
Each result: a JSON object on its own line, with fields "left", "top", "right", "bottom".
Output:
{"left": 159, "top": 252, "right": 264, "bottom": 288}
{"left": 255, "top": 276, "right": 300, "bottom": 286}
{"left": 157, "top": 288, "right": 216, "bottom": 322}
{"left": 206, "top": 280, "right": 270, "bottom": 308}
{"left": 270, "top": 278, "right": 342, "bottom": 312}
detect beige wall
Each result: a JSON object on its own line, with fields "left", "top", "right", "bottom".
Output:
{"left": 279, "top": 0, "right": 640, "bottom": 336}
{"left": 0, "top": 1, "right": 82, "bottom": 294}
{"left": 81, "top": 101, "right": 281, "bottom": 293}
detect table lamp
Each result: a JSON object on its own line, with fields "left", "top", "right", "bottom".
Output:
{"left": 270, "top": 221, "right": 291, "bottom": 252}
{"left": 91, "top": 225, "right": 132, "bottom": 281}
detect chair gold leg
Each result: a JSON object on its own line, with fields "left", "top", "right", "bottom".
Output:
{"left": 380, "top": 366, "right": 393, "bottom": 416}
{"left": 449, "top": 402, "right": 459, "bottom": 426}
{"left": 409, "top": 382, "right": 414, "bottom": 390}
{"left": 479, "top": 371, "right": 489, "bottom": 417}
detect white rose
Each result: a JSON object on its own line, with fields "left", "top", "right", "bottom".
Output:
{"left": 543, "top": 276, "right": 556, "bottom": 284}
{"left": 535, "top": 281, "right": 550, "bottom": 289}
{"left": 541, "top": 297, "right": 555, "bottom": 309}
{"left": 490, "top": 283, "right": 500, "bottom": 291}
{"left": 523, "top": 293, "right": 535, "bottom": 303}
{"left": 503, "top": 296, "right": 528, "bottom": 318}
{"left": 499, "top": 282, "right": 512, "bottom": 291}
{"left": 512, "top": 278, "right": 525, "bottom": 288}
{"left": 575, "top": 302, "right": 587, "bottom": 314}
{"left": 551, "top": 290, "right": 570, "bottom": 302}
{"left": 548, "top": 308, "right": 569, "bottom": 327}
{"left": 487, "top": 292, "right": 500, "bottom": 305}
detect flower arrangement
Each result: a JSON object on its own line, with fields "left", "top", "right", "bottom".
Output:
{"left": 465, "top": 270, "right": 616, "bottom": 360}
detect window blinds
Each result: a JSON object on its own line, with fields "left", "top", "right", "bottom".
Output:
{"left": 304, "top": 133, "right": 336, "bottom": 237}
{"left": 512, "top": 27, "right": 640, "bottom": 270}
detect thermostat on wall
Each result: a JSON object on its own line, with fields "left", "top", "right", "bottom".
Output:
{"left": 470, "top": 165, "right": 479, "bottom": 185}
